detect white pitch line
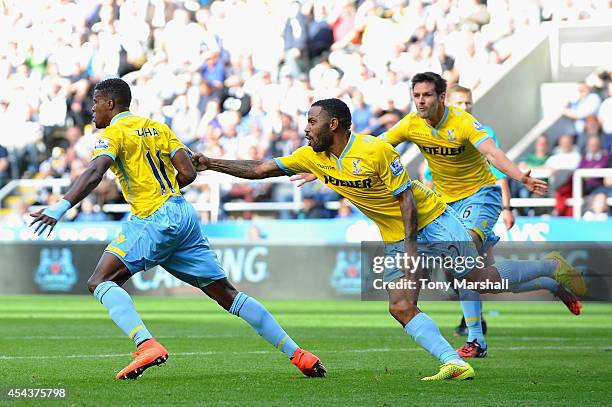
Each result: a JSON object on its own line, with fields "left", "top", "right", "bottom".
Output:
{"left": 0, "top": 346, "right": 610, "bottom": 360}
{"left": 1, "top": 334, "right": 611, "bottom": 342}
{"left": 0, "top": 334, "right": 243, "bottom": 340}
{"left": 494, "top": 336, "right": 612, "bottom": 342}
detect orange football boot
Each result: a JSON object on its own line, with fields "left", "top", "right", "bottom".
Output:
{"left": 556, "top": 285, "right": 582, "bottom": 316}
{"left": 457, "top": 339, "right": 488, "bottom": 358}
{"left": 115, "top": 339, "right": 169, "bottom": 380}
{"left": 290, "top": 348, "right": 326, "bottom": 377}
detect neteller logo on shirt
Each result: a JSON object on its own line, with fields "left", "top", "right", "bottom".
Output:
{"left": 422, "top": 145, "right": 466, "bottom": 156}
{"left": 95, "top": 138, "right": 110, "bottom": 150}
{"left": 324, "top": 175, "right": 372, "bottom": 188}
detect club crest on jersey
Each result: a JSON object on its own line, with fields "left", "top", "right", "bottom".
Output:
{"left": 389, "top": 158, "right": 404, "bottom": 176}
{"left": 352, "top": 159, "right": 362, "bottom": 175}
{"left": 473, "top": 121, "right": 484, "bottom": 132}
{"left": 446, "top": 129, "right": 456, "bottom": 141}
{"left": 95, "top": 138, "right": 110, "bottom": 150}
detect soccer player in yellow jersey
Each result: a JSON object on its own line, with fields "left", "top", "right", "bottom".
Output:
{"left": 381, "top": 72, "right": 547, "bottom": 238}
{"left": 378, "top": 72, "right": 572, "bottom": 358}
{"left": 443, "top": 86, "right": 581, "bottom": 348}
{"left": 29, "top": 78, "right": 325, "bottom": 380}
{"left": 191, "top": 99, "right": 585, "bottom": 381}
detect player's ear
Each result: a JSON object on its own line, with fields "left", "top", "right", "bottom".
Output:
{"left": 107, "top": 98, "right": 115, "bottom": 110}
{"left": 329, "top": 117, "right": 339, "bottom": 131}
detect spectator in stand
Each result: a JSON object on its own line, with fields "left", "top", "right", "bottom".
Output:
{"left": 598, "top": 81, "right": 612, "bottom": 153}
{"left": 578, "top": 135, "right": 610, "bottom": 195}
{"left": 328, "top": 0, "right": 358, "bottom": 52}
{"left": 282, "top": 1, "right": 309, "bottom": 78}
{"left": 350, "top": 90, "right": 374, "bottom": 133}
{"left": 562, "top": 82, "right": 601, "bottom": 144}
{"left": 583, "top": 115, "right": 603, "bottom": 140}
{"left": 200, "top": 51, "right": 226, "bottom": 91}
{"left": 514, "top": 134, "right": 549, "bottom": 205}
{"left": 305, "top": 1, "right": 334, "bottom": 66}
{"left": 546, "top": 134, "right": 582, "bottom": 216}
{"left": 197, "top": 79, "right": 221, "bottom": 115}
{"left": 583, "top": 192, "right": 610, "bottom": 221}
{"left": 519, "top": 134, "right": 551, "bottom": 171}
{"left": 546, "top": 134, "right": 582, "bottom": 174}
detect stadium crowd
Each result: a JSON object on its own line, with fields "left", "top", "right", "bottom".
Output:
{"left": 0, "top": 0, "right": 610, "bottom": 222}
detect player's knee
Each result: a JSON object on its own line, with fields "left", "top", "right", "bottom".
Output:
{"left": 217, "top": 296, "right": 234, "bottom": 311}
{"left": 202, "top": 279, "right": 239, "bottom": 311}
{"left": 87, "top": 275, "right": 104, "bottom": 294}
{"left": 388, "top": 300, "right": 418, "bottom": 324}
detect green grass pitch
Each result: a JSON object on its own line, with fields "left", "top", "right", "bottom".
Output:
{"left": 1, "top": 295, "right": 611, "bottom": 406}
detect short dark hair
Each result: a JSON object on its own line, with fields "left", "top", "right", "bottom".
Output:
{"left": 312, "top": 98, "right": 352, "bottom": 131}
{"left": 411, "top": 72, "right": 447, "bottom": 96}
{"left": 94, "top": 78, "right": 132, "bottom": 109}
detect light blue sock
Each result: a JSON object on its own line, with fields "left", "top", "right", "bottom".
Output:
{"left": 495, "top": 260, "right": 557, "bottom": 290}
{"left": 229, "top": 292, "right": 299, "bottom": 358}
{"left": 404, "top": 312, "right": 460, "bottom": 364}
{"left": 93, "top": 281, "right": 152, "bottom": 346}
{"left": 459, "top": 288, "right": 486, "bottom": 348}
{"left": 512, "top": 277, "right": 559, "bottom": 293}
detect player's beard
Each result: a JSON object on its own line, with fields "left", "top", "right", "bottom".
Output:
{"left": 311, "top": 132, "right": 332, "bottom": 153}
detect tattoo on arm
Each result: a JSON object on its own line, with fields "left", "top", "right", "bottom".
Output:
{"left": 208, "top": 159, "right": 285, "bottom": 179}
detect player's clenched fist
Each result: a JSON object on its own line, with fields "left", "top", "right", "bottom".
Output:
{"left": 191, "top": 152, "right": 210, "bottom": 172}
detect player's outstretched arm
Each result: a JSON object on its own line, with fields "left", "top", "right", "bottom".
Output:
{"left": 192, "top": 152, "right": 285, "bottom": 179}
{"left": 497, "top": 177, "right": 515, "bottom": 229}
{"left": 29, "top": 155, "right": 113, "bottom": 236}
{"left": 171, "top": 149, "right": 197, "bottom": 189}
{"left": 397, "top": 187, "right": 420, "bottom": 277}
{"left": 397, "top": 187, "right": 418, "bottom": 255}
{"left": 477, "top": 138, "right": 548, "bottom": 196}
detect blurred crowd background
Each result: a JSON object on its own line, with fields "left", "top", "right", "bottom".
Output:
{"left": 0, "top": 0, "right": 610, "bottom": 225}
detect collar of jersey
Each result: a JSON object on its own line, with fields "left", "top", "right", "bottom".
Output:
{"left": 330, "top": 132, "right": 356, "bottom": 170}
{"left": 436, "top": 106, "right": 449, "bottom": 129}
{"left": 334, "top": 132, "right": 356, "bottom": 160}
{"left": 110, "top": 111, "right": 133, "bottom": 125}
{"left": 423, "top": 106, "right": 449, "bottom": 130}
